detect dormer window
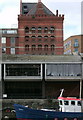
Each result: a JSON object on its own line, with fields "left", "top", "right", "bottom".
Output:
{"left": 23, "top": 6, "right": 27, "bottom": 9}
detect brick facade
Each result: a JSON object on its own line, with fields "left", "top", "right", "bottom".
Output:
{"left": 64, "top": 35, "right": 83, "bottom": 55}
{"left": 1, "top": 0, "right": 64, "bottom": 55}
{"left": 17, "top": 1, "right": 64, "bottom": 55}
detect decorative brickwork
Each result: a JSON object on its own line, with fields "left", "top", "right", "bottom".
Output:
{"left": 17, "top": 1, "right": 64, "bottom": 55}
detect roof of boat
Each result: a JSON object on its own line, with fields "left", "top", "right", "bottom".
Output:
{"left": 58, "top": 97, "right": 82, "bottom": 101}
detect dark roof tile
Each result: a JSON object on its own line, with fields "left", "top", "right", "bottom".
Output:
{"left": 22, "top": 2, "right": 54, "bottom": 15}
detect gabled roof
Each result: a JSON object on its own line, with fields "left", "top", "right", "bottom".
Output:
{"left": 22, "top": 2, "right": 55, "bottom": 15}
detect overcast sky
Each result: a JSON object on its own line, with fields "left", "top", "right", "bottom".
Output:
{"left": 0, "top": 0, "right": 82, "bottom": 39}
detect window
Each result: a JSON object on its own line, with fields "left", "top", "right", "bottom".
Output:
{"left": 11, "top": 37, "right": 15, "bottom": 44}
{"left": 25, "top": 27, "right": 29, "bottom": 33}
{"left": 2, "top": 37, "right": 6, "bottom": 43}
{"left": 71, "top": 101, "right": 75, "bottom": 105}
{"left": 2, "top": 48, "right": 6, "bottom": 53}
{"left": 46, "top": 64, "right": 81, "bottom": 77}
{"left": 32, "top": 36, "right": 36, "bottom": 38}
{"left": 11, "top": 48, "right": 15, "bottom": 54}
{"left": 64, "top": 100, "right": 69, "bottom": 105}
{"left": 51, "top": 45, "right": 55, "bottom": 51}
{"left": 38, "top": 45, "right": 42, "bottom": 50}
{"left": 51, "top": 36, "right": 55, "bottom": 42}
{"left": 74, "top": 39, "right": 78, "bottom": 42}
{"left": 38, "top": 36, "right": 42, "bottom": 42}
{"left": 44, "top": 45, "right": 48, "bottom": 51}
{"left": 50, "top": 27, "right": 55, "bottom": 33}
{"left": 25, "top": 45, "right": 29, "bottom": 51}
{"left": 59, "top": 100, "right": 62, "bottom": 105}
{"left": 51, "top": 36, "right": 55, "bottom": 38}
{"left": 38, "top": 27, "right": 42, "bottom": 33}
{"left": 32, "top": 45, "right": 36, "bottom": 51}
{"left": 24, "top": 6, "right": 27, "bottom": 9}
{"left": 44, "top": 36, "right": 48, "bottom": 39}
{"left": 74, "top": 39, "right": 79, "bottom": 47}
{"left": 38, "top": 36, "right": 42, "bottom": 38}
{"left": 2, "top": 30, "right": 17, "bottom": 34}
{"left": 31, "top": 27, "right": 36, "bottom": 33}
{"left": 24, "top": 12, "right": 28, "bottom": 14}
{"left": 32, "top": 36, "right": 36, "bottom": 42}
{"left": 6, "top": 64, "right": 41, "bottom": 76}
{"left": 74, "top": 48, "right": 78, "bottom": 52}
{"left": 44, "top": 27, "right": 48, "bottom": 33}
{"left": 25, "top": 36, "right": 29, "bottom": 42}
{"left": 77, "top": 101, "right": 81, "bottom": 106}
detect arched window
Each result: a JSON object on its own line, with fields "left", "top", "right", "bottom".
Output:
{"left": 44, "top": 27, "right": 48, "bottom": 33}
{"left": 25, "top": 36, "right": 29, "bottom": 42}
{"left": 51, "top": 36, "right": 55, "bottom": 42}
{"left": 44, "top": 36, "right": 48, "bottom": 39}
{"left": 38, "top": 27, "right": 42, "bottom": 33}
{"left": 31, "top": 36, "right": 36, "bottom": 42}
{"left": 50, "top": 27, "right": 55, "bottom": 33}
{"left": 25, "top": 27, "right": 29, "bottom": 33}
{"left": 38, "top": 45, "right": 42, "bottom": 50}
{"left": 25, "top": 45, "right": 29, "bottom": 51}
{"left": 38, "top": 36, "right": 42, "bottom": 38}
{"left": 51, "top": 45, "right": 55, "bottom": 51}
{"left": 51, "top": 36, "right": 55, "bottom": 38}
{"left": 32, "top": 36, "right": 36, "bottom": 38}
{"left": 44, "top": 36, "right": 48, "bottom": 42}
{"left": 44, "top": 45, "right": 48, "bottom": 51}
{"left": 31, "top": 27, "right": 36, "bottom": 33}
{"left": 38, "top": 36, "right": 42, "bottom": 42}
{"left": 32, "top": 45, "right": 36, "bottom": 51}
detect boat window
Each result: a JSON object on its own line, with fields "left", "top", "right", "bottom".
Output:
{"left": 59, "top": 100, "right": 62, "bottom": 105}
{"left": 71, "top": 101, "right": 75, "bottom": 105}
{"left": 64, "top": 100, "right": 69, "bottom": 105}
{"left": 77, "top": 101, "right": 81, "bottom": 106}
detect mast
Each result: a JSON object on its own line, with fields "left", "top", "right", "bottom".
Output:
{"left": 20, "top": 0, "right": 22, "bottom": 14}
{"left": 59, "top": 89, "right": 64, "bottom": 97}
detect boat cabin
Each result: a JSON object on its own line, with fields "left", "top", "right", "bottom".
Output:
{"left": 58, "top": 97, "right": 82, "bottom": 112}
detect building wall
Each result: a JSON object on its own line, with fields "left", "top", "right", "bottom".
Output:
{"left": 81, "top": 35, "right": 83, "bottom": 53}
{"left": 2, "top": 56, "right": 83, "bottom": 99}
{"left": 64, "top": 35, "right": 83, "bottom": 55}
{"left": 1, "top": 29, "right": 18, "bottom": 54}
{"left": 18, "top": 15, "right": 64, "bottom": 55}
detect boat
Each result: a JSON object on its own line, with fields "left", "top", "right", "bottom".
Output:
{"left": 14, "top": 103, "right": 83, "bottom": 120}
{"left": 14, "top": 89, "right": 83, "bottom": 120}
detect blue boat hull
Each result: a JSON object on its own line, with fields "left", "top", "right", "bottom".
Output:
{"left": 14, "top": 104, "right": 83, "bottom": 120}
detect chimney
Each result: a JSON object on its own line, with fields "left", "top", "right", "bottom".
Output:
{"left": 56, "top": 10, "right": 58, "bottom": 16}
{"left": 20, "top": 0, "right": 22, "bottom": 14}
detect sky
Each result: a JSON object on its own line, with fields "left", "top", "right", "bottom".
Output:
{"left": 0, "top": 0, "right": 82, "bottom": 39}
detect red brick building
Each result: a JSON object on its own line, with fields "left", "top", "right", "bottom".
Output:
{"left": 2, "top": 0, "right": 64, "bottom": 55}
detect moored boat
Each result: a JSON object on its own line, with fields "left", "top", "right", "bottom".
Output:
{"left": 14, "top": 103, "right": 83, "bottom": 120}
